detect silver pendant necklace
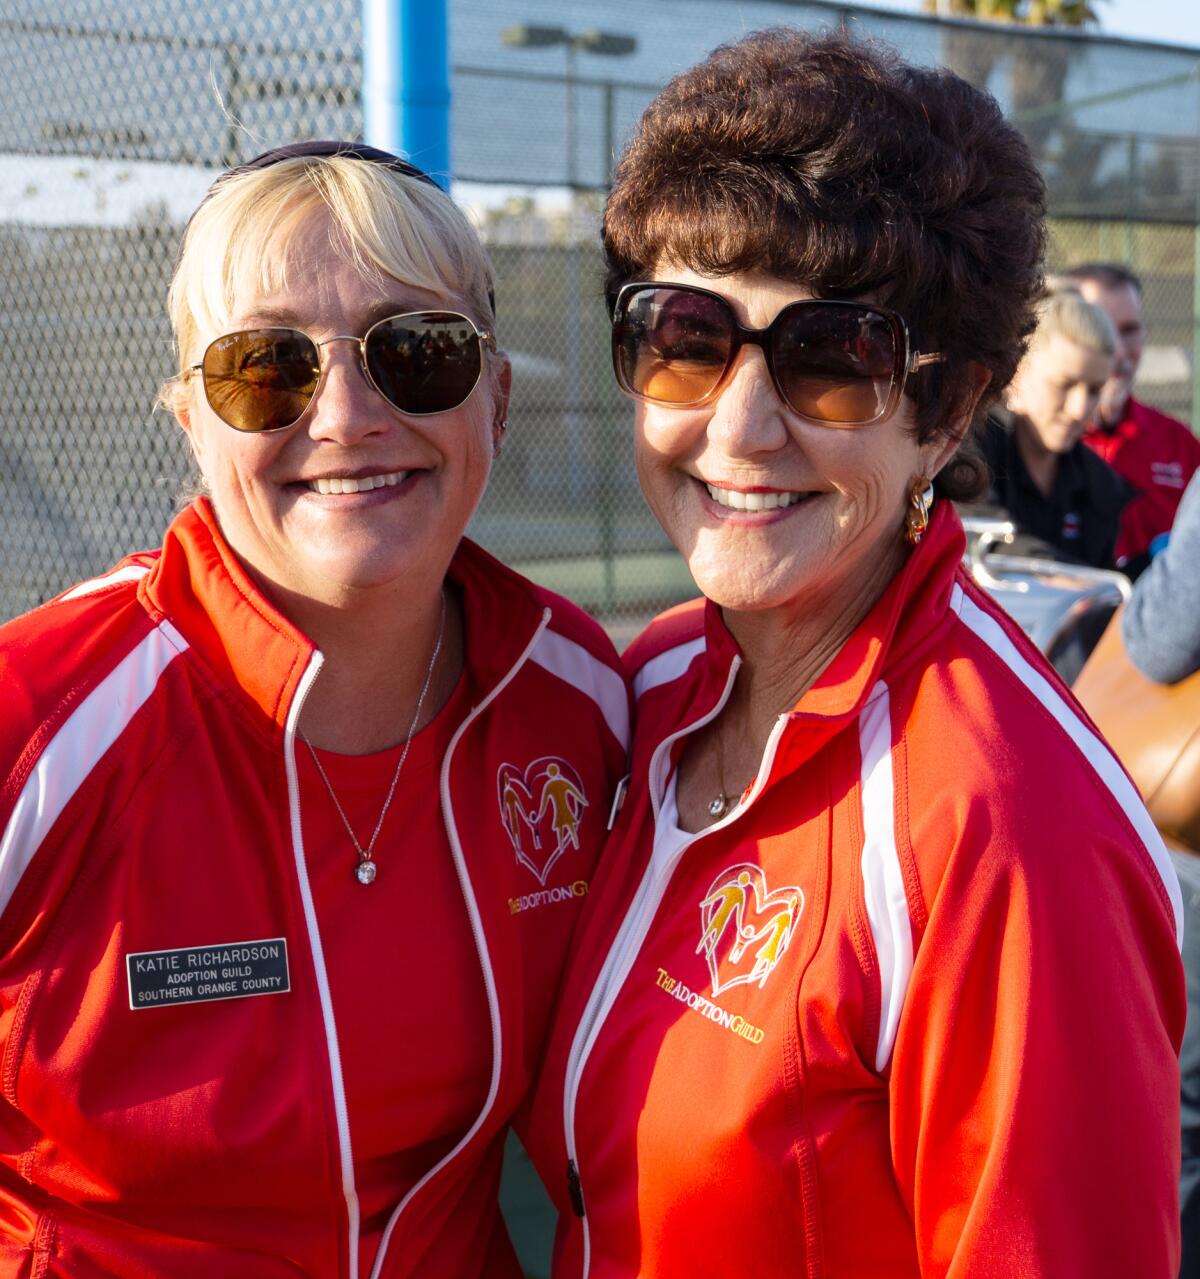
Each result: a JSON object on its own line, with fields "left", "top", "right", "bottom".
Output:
{"left": 302, "top": 591, "right": 447, "bottom": 885}
{"left": 708, "top": 720, "right": 731, "bottom": 820}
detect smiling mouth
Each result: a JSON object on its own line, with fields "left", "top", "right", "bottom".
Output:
{"left": 305, "top": 470, "right": 410, "bottom": 495}
{"left": 704, "top": 483, "right": 811, "bottom": 512}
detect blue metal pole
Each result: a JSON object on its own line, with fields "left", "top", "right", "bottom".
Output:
{"left": 362, "top": 0, "right": 451, "bottom": 189}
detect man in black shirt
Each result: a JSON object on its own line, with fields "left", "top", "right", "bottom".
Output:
{"left": 975, "top": 290, "right": 1134, "bottom": 570}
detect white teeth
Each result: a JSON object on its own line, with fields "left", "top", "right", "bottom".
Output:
{"left": 307, "top": 470, "right": 409, "bottom": 495}
{"left": 705, "top": 483, "right": 806, "bottom": 511}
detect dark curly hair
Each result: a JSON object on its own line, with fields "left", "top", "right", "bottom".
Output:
{"left": 602, "top": 29, "right": 1047, "bottom": 501}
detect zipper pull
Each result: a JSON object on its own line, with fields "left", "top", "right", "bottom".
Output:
{"left": 566, "top": 1159, "right": 586, "bottom": 1218}
{"left": 607, "top": 775, "right": 629, "bottom": 831}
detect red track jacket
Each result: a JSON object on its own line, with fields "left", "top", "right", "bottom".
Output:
{"left": 523, "top": 503, "right": 1184, "bottom": 1279}
{"left": 1084, "top": 396, "right": 1200, "bottom": 566}
{"left": 0, "top": 500, "right": 630, "bottom": 1278}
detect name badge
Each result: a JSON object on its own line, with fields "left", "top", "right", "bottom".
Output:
{"left": 127, "top": 937, "right": 290, "bottom": 1010}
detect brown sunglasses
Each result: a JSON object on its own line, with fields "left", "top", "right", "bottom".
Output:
{"left": 188, "top": 310, "right": 496, "bottom": 432}
{"left": 611, "top": 282, "right": 944, "bottom": 426}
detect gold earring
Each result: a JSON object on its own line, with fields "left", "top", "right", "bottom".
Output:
{"left": 904, "top": 477, "right": 934, "bottom": 546}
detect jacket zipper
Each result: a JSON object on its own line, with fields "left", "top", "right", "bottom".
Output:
{"left": 368, "top": 610, "right": 552, "bottom": 1279}
{"left": 562, "top": 655, "right": 818, "bottom": 1277}
{"left": 283, "top": 651, "right": 365, "bottom": 1279}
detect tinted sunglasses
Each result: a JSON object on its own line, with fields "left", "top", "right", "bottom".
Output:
{"left": 189, "top": 310, "right": 496, "bottom": 432}
{"left": 610, "top": 282, "right": 944, "bottom": 427}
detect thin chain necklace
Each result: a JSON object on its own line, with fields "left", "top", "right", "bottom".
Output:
{"left": 302, "top": 591, "right": 447, "bottom": 886}
{"left": 708, "top": 727, "right": 731, "bottom": 820}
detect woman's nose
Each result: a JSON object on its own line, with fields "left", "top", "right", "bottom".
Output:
{"left": 705, "top": 346, "right": 791, "bottom": 455}
{"left": 306, "top": 339, "right": 392, "bottom": 441}
{"left": 1063, "top": 384, "right": 1091, "bottom": 423}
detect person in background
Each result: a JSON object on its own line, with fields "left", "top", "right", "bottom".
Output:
{"left": 978, "top": 287, "right": 1134, "bottom": 569}
{"left": 0, "top": 141, "right": 629, "bottom": 1277}
{"left": 1124, "top": 469, "right": 1200, "bottom": 684}
{"left": 1122, "top": 469, "right": 1200, "bottom": 1279}
{"left": 1062, "top": 262, "right": 1200, "bottom": 574}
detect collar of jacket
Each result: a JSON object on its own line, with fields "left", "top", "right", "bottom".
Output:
{"left": 636, "top": 502, "right": 967, "bottom": 785}
{"left": 138, "top": 498, "right": 551, "bottom": 736}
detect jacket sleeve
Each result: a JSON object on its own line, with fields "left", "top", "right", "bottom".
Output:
{"left": 887, "top": 793, "right": 1185, "bottom": 1278}
{"left": 1122, "top": 470, "right": 1200, "bottom": 685}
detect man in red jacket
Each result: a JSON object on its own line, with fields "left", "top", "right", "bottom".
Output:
{"left": 1063, "top": 261, "right": 1200, "bottom": 572}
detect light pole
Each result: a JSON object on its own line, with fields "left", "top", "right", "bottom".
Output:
{"left": 500, "top": 25, "right": 637, "bottom": 513}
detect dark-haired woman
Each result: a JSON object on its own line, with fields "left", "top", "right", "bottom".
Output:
{"left": 0, "top": 144, "right": 629, "bottom": 1277}
{"left": 522, "top": 31, "right": 1184, "bottom": 1278}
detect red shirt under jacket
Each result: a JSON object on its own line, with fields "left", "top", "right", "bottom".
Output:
{"left": 299, "top": 669, "right": 491, "bottom": 1274}
{"left": 523, "top": 502, "right": 1184, "bottom": 1279}
{"left": 1084, "top": 395, "right": 1200, "bottom": 565}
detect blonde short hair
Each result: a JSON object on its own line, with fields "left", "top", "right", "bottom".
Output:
{"left": 164, "top": 154, "right": 496, "bottom": 389}
{"left": 1031, "top": 285, "right": 1117, "bottom": 357}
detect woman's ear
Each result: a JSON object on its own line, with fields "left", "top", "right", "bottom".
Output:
{"left": 922, "top": 362, "right": 992, "bottom": 479}
{"left": 491, "top": 352, "right": 513, "bottom": 453}
{"left": 159, "top": 374, "right": 194, "bottom": 437}
{"left": 164, "top": 375, "right": 210, "bottom": 481}
{"left": 174, "top": 397, "right": 194, "bottom": 438}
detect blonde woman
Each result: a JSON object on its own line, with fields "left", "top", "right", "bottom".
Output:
{"left": 0, "top": 142, "right": 629, "bottom": 1278}
{"left": 981, "top": 287, "right": 1133, "bottom": 568}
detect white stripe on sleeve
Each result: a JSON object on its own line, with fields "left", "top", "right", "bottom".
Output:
{"left": 0, "top": 621, "right": 187, "bottom": 918}
{"left": 858, "top": 680, "right": 914, "bottom": 1073}
{"left": 632, "top": 637, "right": 706, "bottom": 701}
{"left": 953, "top": 583, "right": 1184, "bottom": 948}
{"left": 59, "top": 564, "right": 151, "bottom": 601}
{"left": 532, "top": 628, "right": 630, "bottom": 752}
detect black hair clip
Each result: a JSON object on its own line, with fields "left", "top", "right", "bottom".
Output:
{"left": 219, "top": 139, "right": 441, "bottom": 190}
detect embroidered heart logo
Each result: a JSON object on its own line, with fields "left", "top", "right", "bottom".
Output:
{"left": 497, "top": 756, "right": 589, "bottom": 885}
{"left": 696, "top": 862, "right": 804, "bottom": 998}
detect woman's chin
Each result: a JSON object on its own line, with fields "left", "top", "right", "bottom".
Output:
{"left": 683, "top": 512, "right": 904, "bottom": 619}
{"left": 678, "top": 510, "right": 836, "bottom": 611}
{"left": 239, "top": 541, "right": 433, "bottom": 609}
{"left": 686, "top": 551, "right": 824, "bottom": 615}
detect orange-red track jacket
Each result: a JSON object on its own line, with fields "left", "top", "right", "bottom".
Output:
{"left": 523, "top": 503, "right": 1185, "bottom": 1279}
{"left": 0, "top": 500, "right": 630, "bottom": 1279}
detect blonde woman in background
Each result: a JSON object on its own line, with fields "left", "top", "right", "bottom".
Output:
{"left": 979, "top": 286, "right": 1134, "bottom": 569}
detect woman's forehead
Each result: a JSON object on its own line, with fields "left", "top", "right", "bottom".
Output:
{"left": 217, "top": 216, "right": 462, "bottom": 332}
{"left": 650, "top": 263, "right": 821, "bottom": 326}
{"left": 1032, "top": 331, "right": 1111, "bottom": 380}
{"left": 226, "top": 267, "right": 460, "bottom": 328}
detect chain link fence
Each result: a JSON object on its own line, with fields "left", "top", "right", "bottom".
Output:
{"left": 3, "top": 0, "right": 1199, "bottom": 625}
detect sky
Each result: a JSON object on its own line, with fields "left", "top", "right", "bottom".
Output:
{"left": 856, "top": 0, "right": 1200, "bottom": 47}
